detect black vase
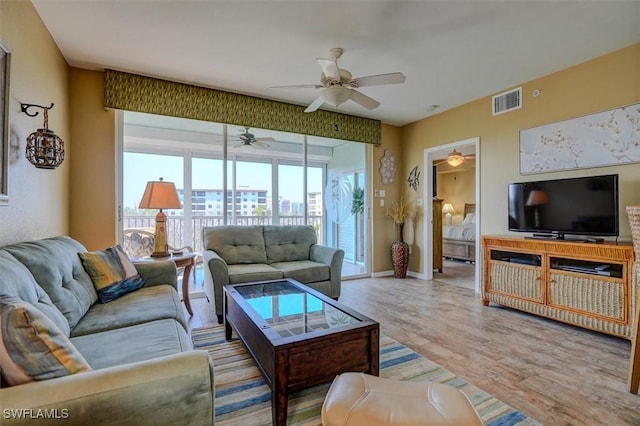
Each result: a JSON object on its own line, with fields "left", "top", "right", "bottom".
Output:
{"left": 391, "top": 223, "right": 409, "bottom": 278}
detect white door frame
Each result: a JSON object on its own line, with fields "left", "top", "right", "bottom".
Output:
{"left": 423, "top": 137, "right": 481, "bottom": 292}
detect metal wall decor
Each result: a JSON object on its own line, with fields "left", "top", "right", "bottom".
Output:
{"left": 21, "top": 103, "right": 65, "bottom": 169}
{"left": 408, "top": 165, "right": 420, "bottom": 191}
{"left": 379, "top": 149, "right": 395, "bottom": 184}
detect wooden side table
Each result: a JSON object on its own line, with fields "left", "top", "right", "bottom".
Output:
{"left": 131, "top": 252, "right": 197, "bottom": 316}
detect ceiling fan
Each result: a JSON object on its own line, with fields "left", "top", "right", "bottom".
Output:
{"left": 271, "top": 47, "right": 406, "bottom": 113}
{"left": 436, "top": 149, "right": 476, "bottom": 167}
{"left": 232, "top": 127, "right": 275, "bottom": 148}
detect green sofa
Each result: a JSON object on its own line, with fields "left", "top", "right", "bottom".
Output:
{"left": 0, "top": 236, "right": 214, "bottom": 426}
{"left": 202, "top": 225, "right": 345, "bottom": 323}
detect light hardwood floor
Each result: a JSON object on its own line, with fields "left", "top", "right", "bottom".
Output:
{"left": 184, "top": 268, "right": 640, "bottom": 425}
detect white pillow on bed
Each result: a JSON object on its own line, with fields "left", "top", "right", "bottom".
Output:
{"left": 462, "top": 213, "right": 475, "bottom": 225}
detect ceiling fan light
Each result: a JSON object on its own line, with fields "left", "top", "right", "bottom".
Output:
{"left": 446, "top": 150, "right": 465, "bottom": 167}
{"left": 321, "top": 86, "right": 352, "bottom": 107}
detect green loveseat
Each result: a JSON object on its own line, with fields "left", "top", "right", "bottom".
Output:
{"left": 202, "top": 225, "right": 344, "bottom": 323}
{"left": 0, "top": 236, "right": 214, "bottom": 426}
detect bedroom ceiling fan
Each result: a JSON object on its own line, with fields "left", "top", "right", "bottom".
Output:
{"left": 271, "top": 47, "right": 406, "bottom": 113}
{"left": 232, "top": 127, "right": 275, "bottom": 148}
{"left": 437, "top": 149, "right": 476, "bottom": 167}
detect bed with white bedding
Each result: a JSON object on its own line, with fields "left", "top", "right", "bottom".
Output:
{"left": 442, "top": 203, "right": 476, "bottom": 262}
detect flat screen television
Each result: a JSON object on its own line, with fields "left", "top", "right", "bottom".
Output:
{"left": 508, "top": 174, "right": 619, "bottom": 240}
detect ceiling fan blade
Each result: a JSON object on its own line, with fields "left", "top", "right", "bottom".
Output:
{"left": 317, "top": 58, "right": 340, "bottom": 81}
{"left": 304, "top": 96, "right": 325, "bottom": 113}
{"left": 270, "top": 84, "right": 323, "bottom": 89}
{"left": 349, "top": 90, "right": 380, "bottom": 110}
{"left": 253, "top": 141, "right": 270, "bottom": 148}
{"left": 353, "top": 72, "right": 406, "bottom": 87}
{"left": 255, "top": 137, "right": 275, "bottom": 142}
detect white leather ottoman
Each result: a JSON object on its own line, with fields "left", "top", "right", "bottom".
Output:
{"left": 321, "top": 372, "right": 483, "bottom": 425}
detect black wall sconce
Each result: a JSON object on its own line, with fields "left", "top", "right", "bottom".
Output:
{"left": 21, "top": 103, "right": 65, "bottom": 169}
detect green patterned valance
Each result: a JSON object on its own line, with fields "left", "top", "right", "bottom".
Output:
{"left": 104, "top": 70, "right": 380, "bottom": 145}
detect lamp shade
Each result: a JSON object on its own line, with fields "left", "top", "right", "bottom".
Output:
{"left": 322, "top": 86, "right": 353, "bottom": 107}
{"left": 526, "top": 190, "right": 548, "bottom": 206}
{"left": 139, "top": 178, "right": 181, "bottom": 210}
{"left": 442, "top": 203, "right": 456, "bottom": 214}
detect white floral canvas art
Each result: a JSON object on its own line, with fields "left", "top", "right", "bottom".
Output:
{"left": 519, "top": 103, "right": 640, "bottom": 174}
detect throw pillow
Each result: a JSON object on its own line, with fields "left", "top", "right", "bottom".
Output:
{"left": 79, "top": 245, "right": 145, "bottom": 303}
{"left": 462, "top": 213, "right": 476, "bottom": 225}
{"left": 0, "top": 294, "right": 91, "bottom": 386}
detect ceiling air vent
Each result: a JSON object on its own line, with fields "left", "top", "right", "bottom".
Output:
{"left": 492, "top": 87, "right": 522, "bottom": 116}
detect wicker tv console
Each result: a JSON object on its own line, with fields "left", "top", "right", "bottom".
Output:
{"left": 482, "top": 235, "right": 636, "bottom": 339}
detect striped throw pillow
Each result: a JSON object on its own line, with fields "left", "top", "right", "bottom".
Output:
{"left": 79, "top": 245, "right": 145, "bottom": 303}
{"left": 0, "top": 294, "right": 91, "bottom": 386}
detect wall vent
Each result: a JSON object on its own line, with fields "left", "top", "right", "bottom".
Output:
{"left": 492, "top": 87, "right": 522, "bottom": 116}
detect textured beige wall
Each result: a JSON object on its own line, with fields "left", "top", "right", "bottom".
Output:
{"left": 69, "top": 68, "right": 116, "bottom": 250}
{"left": 0, "top": 1, "right": 70, "bottom": 246}
{"left": 402, "top": 43, "right": 640, "bottom": 276}
{"left": 370, "top": 124, "right": 403, "bottom": 273}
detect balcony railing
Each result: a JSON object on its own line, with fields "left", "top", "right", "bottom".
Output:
{"left": 123, "top": 215, "right": 323, "bottom": 251}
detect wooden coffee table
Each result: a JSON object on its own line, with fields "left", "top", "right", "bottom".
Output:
{"left": 224, "top": 279, "right": 379, "bottom": 426}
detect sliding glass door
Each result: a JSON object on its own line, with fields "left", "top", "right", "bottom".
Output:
{"left": 191, "top": 156, "right": 224, "bottom": 250}
{"left": 119, "top": 111, "right": 369, "bottom": 284}
{"left": 323, "top": 142, "right": 367, "bottom": 277}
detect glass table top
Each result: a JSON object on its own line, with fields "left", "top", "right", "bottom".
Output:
{"left": 234, "top": 280, "right": 361, "bottom": 338}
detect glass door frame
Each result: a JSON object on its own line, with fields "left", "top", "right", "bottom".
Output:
{"left": 116, "top": 113, "right": 371, "bottom": 279}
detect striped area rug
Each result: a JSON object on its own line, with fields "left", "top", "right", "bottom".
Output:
{"left": 192, "top": 326, "right": 539, "bottom": 426}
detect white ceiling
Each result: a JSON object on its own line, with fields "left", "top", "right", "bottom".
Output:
{"left": 32, "top": 0, "right": 640, "bottom": 127}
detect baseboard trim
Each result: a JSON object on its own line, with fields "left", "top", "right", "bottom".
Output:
{"left": 407, "top": 271, "right": 427, "bottom": 280}
{"left": 371, "top": 270, "right": 394, "bottom": 278}
{"left": 183, "top": 290, "right": 207, "bottom": 299}
{"left": 371, "top": 270, "right": 428, "bottom": 279}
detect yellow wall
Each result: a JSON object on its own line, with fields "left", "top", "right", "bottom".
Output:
{"left": 0, "top": 1, "right": 70, "bottom": 246}
{"left": 402, "top": 43, "right": 640, "bottom": 275}
{"left": 69, "top": 68, "right": 116, "bottom": 250}
{"left": 370, "top": 124, "right": 403, "bottom": 273}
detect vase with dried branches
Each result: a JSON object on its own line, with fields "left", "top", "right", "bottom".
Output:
{"left": 387, "top": 193, "right": 415, "bottom": 278}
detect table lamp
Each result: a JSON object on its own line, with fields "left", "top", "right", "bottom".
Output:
{"left": 442, "top": 203, "right": 456, "bottom": 225}
{"left": 138, "top": 177, "right": 182, "bottom": 257}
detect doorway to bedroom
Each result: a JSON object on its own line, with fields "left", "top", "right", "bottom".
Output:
{"left": 424, "top": 137, "right": 480, "bottom": 292}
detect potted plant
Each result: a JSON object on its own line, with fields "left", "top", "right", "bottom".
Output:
{"left": 387, "top": 193, "right": 415, "bottom": 278}
{"left": 351, "top": 187, "right": 365, "bottom": 215}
